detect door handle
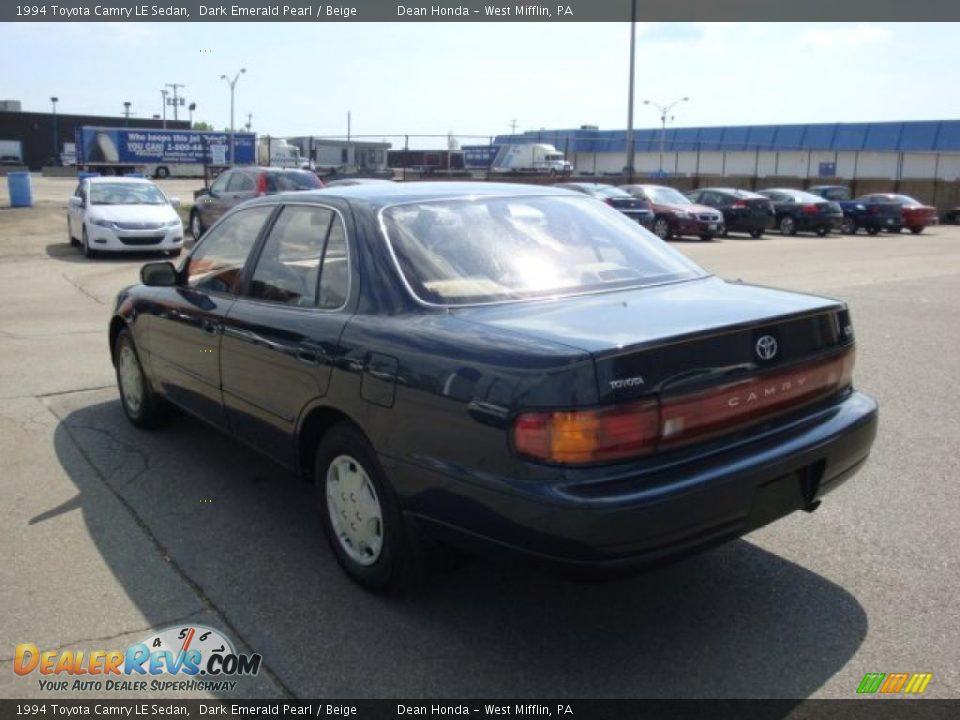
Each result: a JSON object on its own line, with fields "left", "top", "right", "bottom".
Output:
{"left": 297, "top": 341, "right": 327, "bottom": 365}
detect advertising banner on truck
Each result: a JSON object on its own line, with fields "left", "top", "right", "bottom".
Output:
{"left": 77, "top": 128, "right": 256, "bottom": 165}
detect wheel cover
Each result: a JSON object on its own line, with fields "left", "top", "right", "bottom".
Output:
{"left": 118, "top": 345, "right": 144, "bottom": 414}
{"left": 191, "top": 214, "right": 201, "bottom": 237}
{"left": 654, "top": 218, "right": 669, "bottom": 238}
{"left": 326, "top": 454, "right": 384, "bottom": 566}
{"left": 781, "top": 218, "right": 794, "bottom": 232}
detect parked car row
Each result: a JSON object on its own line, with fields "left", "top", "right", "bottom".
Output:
{"left": 553, "top": 182, "right": 941, "bottom": 241}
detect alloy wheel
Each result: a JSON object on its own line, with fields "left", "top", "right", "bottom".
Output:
{"left": 117, "top": 344, "right": 144, "bottom": 415}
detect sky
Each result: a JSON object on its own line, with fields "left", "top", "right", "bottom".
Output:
{"left": 2, "top": 22, "right": 957, "bottom": 145}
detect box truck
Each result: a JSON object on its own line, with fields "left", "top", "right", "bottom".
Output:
{"left": 491, "top": 143, "right": 572, "bottom": 174}
{"left": 257, "top": 138, "right": 302, "bottom": 168}
{"left": 75, "top": 127, "right": 256, "bottom": 178}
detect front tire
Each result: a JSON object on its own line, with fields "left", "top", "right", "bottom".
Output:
{"left": 154, "top": 166, "right": 170, "bottom": 179}
{"left": 189, "top": 210, "right": 205, "bottom": 239}
{"left": 315, "top": 423, "right": 418, "bottom": 592}
{"left": 909, "top": 226, "right": 924, "bottom": 234}
{"left": 749, "top": 229, "right": 763, "bottom": 239}
{"left": 779, "top": 216, "right": 797, "bottom": 236}
{"left": 653, "top": 216, "right": 672, "bottom": 240}
{"left": 114, "top": 329, "right": 168, "bottom": 429}
{"left": 816, "top": 227, "right": 829, "bottom": 237}
{"left": 867, "top": 226, "right": 880, "bottom": 236}
{"left": 68, "top": 217, "right": 79, "bottom": 246}
{"left": 699, "top": 235, "right": 714, "bottom": 242}
{"left": 841, "top": 217, "right": 857, "bottom": 234}
{"left": 81, "top": 226, "right": 97, "bottom": 259}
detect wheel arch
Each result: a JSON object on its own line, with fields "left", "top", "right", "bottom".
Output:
{"left": 296, "top": 404, "right": 365, "bottom": 483}
{"left": 108, "top": 316, "right": 128, "bottom": 366}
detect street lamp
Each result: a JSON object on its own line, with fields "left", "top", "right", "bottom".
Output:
{"left": 123, "top": 101, "right": 131, "bottom": 126}
{"left": 50, "top": 97, "right": 59, "bottom": 161}
{"left": 160, "top": 89, "right": 169, "bottom": 129}
{"left": 220, "top": 68, "right": 246, "bottom": 165}
{"left": 188, "top": 102, "right": 196, "bottom": 127}
{"left": 624, "top": 0, "right": 637, "bottom": 180}
{"left": 643, "top": 96, "right": 689, "bottom": 175}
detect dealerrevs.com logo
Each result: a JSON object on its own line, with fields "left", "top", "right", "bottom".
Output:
{"left": 14, "top": 625, "right": 262, "bottom": 693}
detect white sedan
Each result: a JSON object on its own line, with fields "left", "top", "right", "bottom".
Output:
{"left": 67, "top": 177, "right": 184, "bottom": 258}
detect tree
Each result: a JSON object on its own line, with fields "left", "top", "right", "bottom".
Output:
{"left": 192, "top": 121, "right": 213, "bottom": 131}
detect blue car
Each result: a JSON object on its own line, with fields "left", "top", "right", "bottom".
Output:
{"left": 109, "top": 182, "right": 878, "bottom": 591}
{"left": 807, "top": 185, "right": 903, "bottom": 235}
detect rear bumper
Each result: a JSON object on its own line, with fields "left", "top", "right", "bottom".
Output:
{"left": 796, "top": 216, "right": 842, "bottom": 232}
{"left": 390, "top": 391, "right": 878, "bottom": 570}
{"left": 724, "top": 214, "right": 774, "bottom": 233}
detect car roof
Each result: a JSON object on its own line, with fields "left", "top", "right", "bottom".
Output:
{"left": 300, "top": 181, "right": 583, "bottom": 207}
{"left": 697, "top": 187, "right": 758, "bottom": 195}
{"left": 86, "top": 176, "right": 155, "bottom": 185}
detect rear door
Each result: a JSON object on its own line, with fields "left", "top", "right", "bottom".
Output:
{"left": 220, "top": 201, "right": 355, "bottom": 464}
{"left": 147, "top": 205, "right": 275, "bottom": 428}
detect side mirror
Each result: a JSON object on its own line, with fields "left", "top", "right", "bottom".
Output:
{"left": 69, "top": 196, "right": 84, "bottom": 209}
{"left": 140, "top": 261, "right": 178, "bottom": 287}
{"left": 193, "top": 187, "right": 210, "bottom": 200}
{"left": 168, "top": 197, "right": 181, "bottom": 208}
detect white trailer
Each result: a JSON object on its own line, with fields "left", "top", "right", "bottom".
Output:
{"left": 492, "top": 143, "right": 572, "bottom": 174}
{"left": 257, "top": 138, "right": 302, "bottom": 168}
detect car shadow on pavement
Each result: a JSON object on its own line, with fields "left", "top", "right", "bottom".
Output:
{"left": 48, "top": 394, "right": 868, "bottom": 701}
{"left": 44, "top": 241, "right": 194, "bottom": 264}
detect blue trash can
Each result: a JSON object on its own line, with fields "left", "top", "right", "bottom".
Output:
{"left": 7, "top": 172, "right": 33, "bottom": 208}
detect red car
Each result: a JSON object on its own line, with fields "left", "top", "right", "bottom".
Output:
{"left": 858, "top": 194, "right": 938, "bottom": 234}
{"left": 621, "top": 184, "right": 725, "bottom": 241}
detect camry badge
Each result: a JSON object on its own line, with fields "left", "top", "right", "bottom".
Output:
{"left": 755, "top": 335, "right": 778, "bottom": 361}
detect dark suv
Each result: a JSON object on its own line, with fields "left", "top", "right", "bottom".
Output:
{"left": 189, "top": 167, "right": 323, "bottom": 238}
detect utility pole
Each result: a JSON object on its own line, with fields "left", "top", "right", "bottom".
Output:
{"left": 347, "top": 111, "right": 351, "bottom": 142}
{"left": 220, "top": 68, "right": 246, "bottom": 164}
{"left": 165, "top": 83, "right": 185, "bottom": 121}
{"left": 160, "top": 89, "right": 168, "bottom": 129}
{"left": 50, "top": 97, "right": 59, "bottom": 160}
{"left": 509, "top": 119, "right": 518, "bottom": 134}
{"left": 643, "top": 96, "right": 689, "bottom": 175}
{"left": 245, "top": 113, "right": 252, "bottom": 131}
{"left": 624, "top": 0, "right": 636, "bottom": 181}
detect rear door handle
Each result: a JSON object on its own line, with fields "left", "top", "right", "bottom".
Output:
{"left": 297, "top": 341, "right": 328, "bottom": 365}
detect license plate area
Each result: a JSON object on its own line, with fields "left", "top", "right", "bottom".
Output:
{"left": 746, "top": 461, "right": 824, "bottom": 530}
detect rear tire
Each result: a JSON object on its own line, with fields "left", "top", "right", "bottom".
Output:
{"left": 114, "top": 329, "right": 168, "bottom": 429}
{"left": 314, "top": 423, "right": 420, "bottom": 592}
{"left": 841, "top": 217, "right": 857, "bottom": 234}
{"left": 816, "top": 227, "right": 829, "bottom": 237}
{"left": 699, "top": 235, "right": 714, "bottom": 242}
{"left": 749, "top": 229, "right": 763, "bottom": 239}
{"left": 779, "top": 216, "right": 797, "bottom": 236}
{"left": 909, "top": 226, "right": 924, "bottom": 234}
{"left": 154, "top": 166, "right": 170, "bottom": 179}
{"left": 867, "top": 227, "right": 881, "bottom": 236}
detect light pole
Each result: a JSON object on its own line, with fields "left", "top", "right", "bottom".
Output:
{"left": 188, "top": 102, "right": 196, "bottom": 127}
{"left": 643, "top": 96, "right": 689, "bottom": 175}
{"left": 624, "top": 0, "right": 636, "bottom": 180}
{"left": 50, "top": 97, "right": 59, "bottom": 160}
{"left": 165, "top": 83, "right": 185, "bottom": 121}
{"left": 220, "top": 68, "right": 246, "bottom": 165}
{"left": 160, "top": 89, "right": 169, "bottom": 129}
{"left": 123, "top": 101, "right": 131, "bottom": 126}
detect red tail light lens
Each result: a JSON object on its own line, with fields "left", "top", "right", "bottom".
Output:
{"left": 255, "top": 173, "right": 268, "bottom": 197}
{"left": 803, "top": 204, "right": 820, "bottom": 214}
{"left": 603, "top": 197, "right": 614, "bottom": 206}
{"left": 514, "top": 347, "right": 855, "bottom": 465}
{"left": 732, "top": 200, "right": 747, "bottom": 209}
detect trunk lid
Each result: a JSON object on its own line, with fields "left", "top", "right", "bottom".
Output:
{"left": 453, "top": 276, "right": 851, "bottom": 405}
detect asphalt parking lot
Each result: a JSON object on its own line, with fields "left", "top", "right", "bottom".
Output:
{"left": 1, "top": 176, "right": 958, "bottom": 700}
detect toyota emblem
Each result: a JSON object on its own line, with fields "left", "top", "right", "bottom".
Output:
{"left": 755, "top": 335, "right": 778, "bottom": 361}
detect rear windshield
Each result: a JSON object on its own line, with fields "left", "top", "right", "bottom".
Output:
{"left": 267, "top": 171, "right": 322, "bottom": 192}
{"left": 381, "top": 195, "right": 707, "bottom": 305}
{"left": 594, "top": 186, "right": 632, "bottom": 199}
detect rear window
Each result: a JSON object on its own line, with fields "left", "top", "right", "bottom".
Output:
{"left": 594, "top": 186, "right": 632, "bottom": 199}
{"left": 381, "top": 195, "right": 707, "bottom": 306}
{"left": 267, "top": 171, "right": 322, "bottom": 192}
{"left": 643, "top": 186, "right": 691, "bottom": 205}
{"left": 813, "top": 187, "right": 850, "bottom": 201}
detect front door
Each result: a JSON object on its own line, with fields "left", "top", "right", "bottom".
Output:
{"left": 147, "top": 204, "right": 275, "bottom": 428}
{"left": 221, "top": 203, "right": 354, "bottom": 465}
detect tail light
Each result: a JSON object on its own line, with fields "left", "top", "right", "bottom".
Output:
{"left": 513, "top": 347, "right": 855, "bottom": 465}
{"left": 803, "top": 204, "right": 820, "bottom": 214}
{"left": 603, "top": 198, "right": 614, "bottom": 206}
{"left": 731, "top": 200, "right": 747, "bottom": 209}
{"left": 255, "top": 173, "right": 268, "bottom": 197}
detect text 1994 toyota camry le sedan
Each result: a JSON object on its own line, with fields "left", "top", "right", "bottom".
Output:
{"left": 109, "top": 183, "right": 878, "bottom": 591}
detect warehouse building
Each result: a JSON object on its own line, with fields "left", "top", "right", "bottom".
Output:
{"left": 0, "top": 103, "right": 188, "bottom": 170}
{"left": 494, "top": 120, "right": 960, "bottom": 180}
